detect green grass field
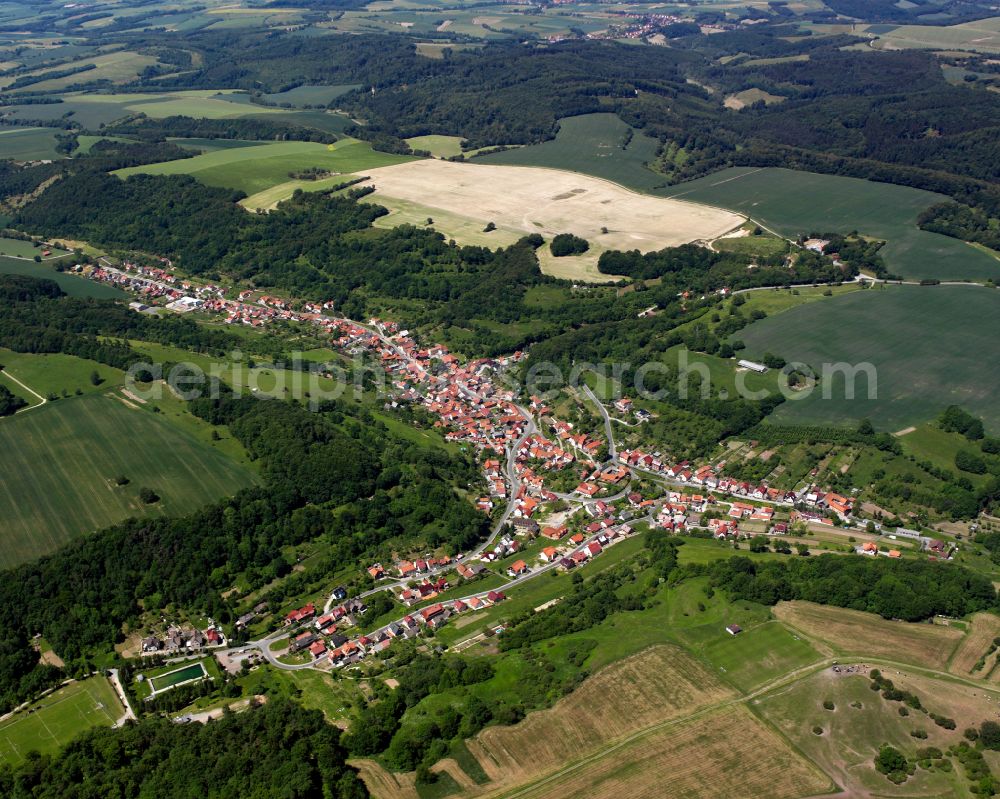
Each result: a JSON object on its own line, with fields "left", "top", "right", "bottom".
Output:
{"left": 0, "top": 236, "right": 67, "bottom": 260}
{"left": 0, "top": 348, "right": 126, "bottom": 402}
{"left": 406, "top": 134, "right": 466, "bottom": 158}
{"left": 0, "top": 393, "right": 257, "bottom": 568}
{"left": 0, "top": 256, "right": 125, "bottom": 299}
{"left": 737, "top": 284, "right": 1000, "bottom": 434}
{"left": 662, "top": 167, "right": 1000, "bottom": 282}
{"left": 0, "top": 676, "right": 123, "bottom": 767}
{"left": 477, "top": 113, "right": 666, "bottom": 192}
{"left": 264, "top": 83, "right": 361, "bottom": 107}
{"left": 0, "top": 127, "right": 62, "bottom": 160}
{"left": 702, "top": 620, "right": 820, "bottom": 692}
{"left": 115, "top": 138, "right": 417, "bottom": 198}
{"left": 836, "top": 18, "right": 1000, "bottom": 54}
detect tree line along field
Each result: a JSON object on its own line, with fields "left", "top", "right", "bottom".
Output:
{"left": 115, "top": 138, "right": 417, "bottom": 200}
{"left": 0, "top": 392, "right": 257, "bottom": 569}
{"left": 0, "top": 676, "right": 123, "bottom": 767}
{"left": 735, "top": 284, "right": 1000, "bottom": 435}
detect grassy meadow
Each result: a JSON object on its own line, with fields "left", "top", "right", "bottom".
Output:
{"left": 736, "top": 284, "right": 1000, "bottom": 434}
{"left": 477, "top": 113, "right": 666, "bottom": 192}
{"left": 0, "top": 256, "right": 124, "bottom": 299}
{"left": 0, "top": 392, "right": 257, "bottom": 568}
{"left": 0, "top": 127, "right": 62, "bottom": 160}
{"left": 116, "top": 138, "right": 417, "bottom": 199}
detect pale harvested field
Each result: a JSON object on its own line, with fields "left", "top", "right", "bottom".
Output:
{"left": 360, "top": 160, "right": 744, "bottom": 260}
{"left": 775, "top": 601, "right": 963, "bottom": 670}
{"left": 356, "top": 646, "right": 736, "bottom": 799}
{"left": 491, "top": 706, "right": 831, "bottom": 799}
{"left": 950, "top": 612, "right": 1000, "bottom": 677}
{"left": 351, "top": 759, "right": 418, "bottom": 799}
{"left": 463, "top": 645, "right": 733, "bottom": 796}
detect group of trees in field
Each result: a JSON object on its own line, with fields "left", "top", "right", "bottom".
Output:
{"left": 0, "top": 700, "right": 368, "bottom": 799}
{"left": 550, "top": 233, "right": 589, "bottom": 257}
{"left": 708, "top": 555, "right": 998, "bottom": 621}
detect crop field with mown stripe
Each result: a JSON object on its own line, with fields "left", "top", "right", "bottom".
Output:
{"left": 737, "top": 284, "right": 1000, "bottom": 434}
{"left": 116, "top": 138, "right": 417, "bottom": 199}
{"left": 0, "top": 393, "right": 257, "bottom": 568}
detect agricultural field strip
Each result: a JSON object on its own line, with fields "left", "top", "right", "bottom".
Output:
{"left": 486, "top": 655, "right": 832, "bottom": 799}
{"left": 947, "top": 613, "right": 1000, "bottom": 676}
{"left": 488, "top": 644, "right": 1000, "bottom": 799}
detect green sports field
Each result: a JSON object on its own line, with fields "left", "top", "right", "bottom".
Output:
{"left": 114, "top": 138, "right": 417, "bottom": 197}
{"left": 0, "top": 393, "right": 257, "bottom": 568}
{"left": 736, "top": 284, "right": 1000, "bottom": 434}
{"left": 0, "top": 676, "right": 123, "bottom": 767}
{"left": 661, "top": 167, "right": 1000, "bottom": 282}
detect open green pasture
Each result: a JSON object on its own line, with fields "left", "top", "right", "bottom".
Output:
{"left": 662, "top": 167, "right": 1000, "bottom": 282}
{"left": 477, "top": 113, "right": 666, "bottom": 192}
{"left": 0, "top": 127, "right": 62, "bottom": 160}
{"left": 0, "top": 256, "right": 124, "bottom": 299}
{"left": 0, "top": 392, "right": 257, "bottom": 568}
{"left": 737, "top": 284, "right": 1000, "bottom": 434}
{"left": 115, "top": 138, "right": 417, "bottom": 197}
{"left": 0, "top": 676, "right": 123, "bottom": 767}
{"left": 263, "top": 84, "right": 361, "bottom": 107}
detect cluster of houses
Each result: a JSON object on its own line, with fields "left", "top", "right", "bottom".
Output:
{"left": 320, "top": 590, "right": 508, "bottom": 668}
{"left": 140, "top": 623, "right": 226, "bottom": 655}
{"left": 618, "top": 446, "right": 857, "bottom": 523}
